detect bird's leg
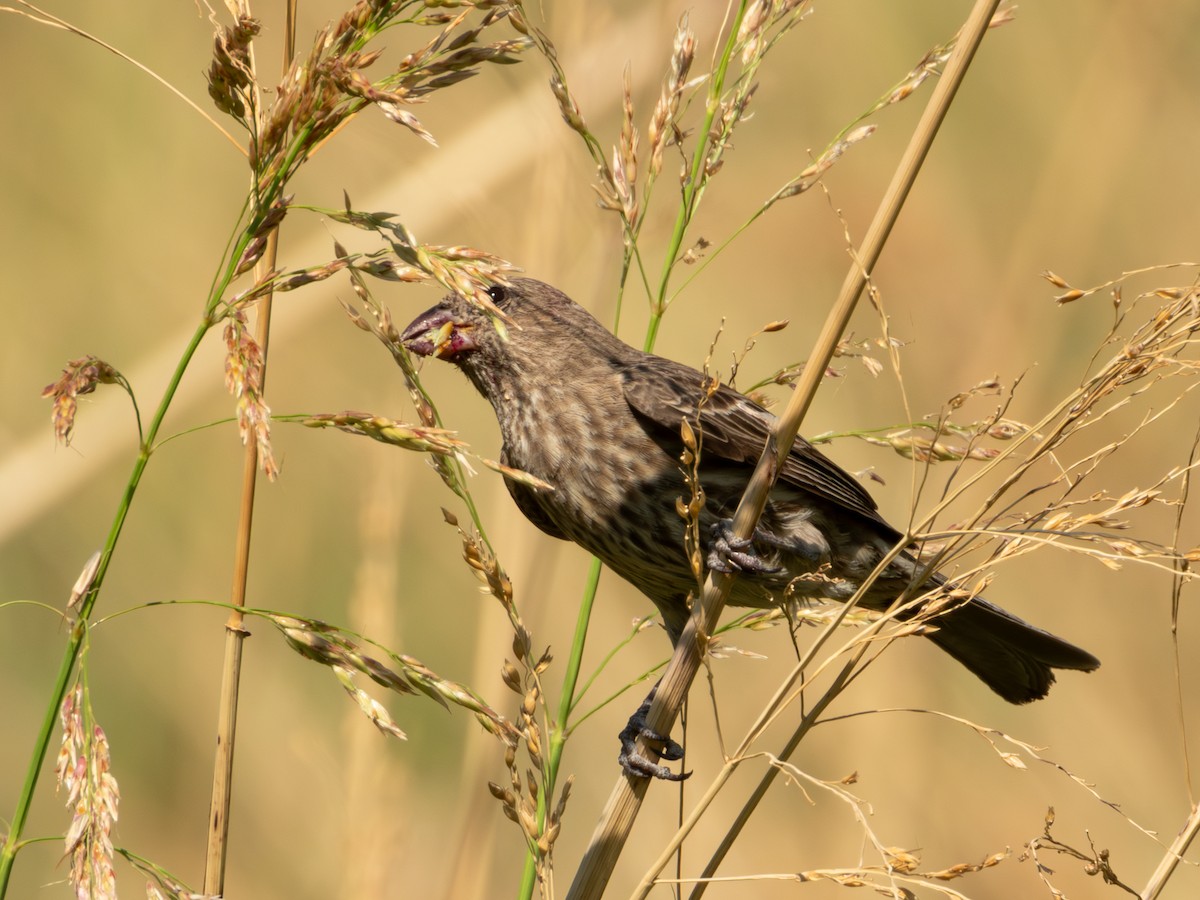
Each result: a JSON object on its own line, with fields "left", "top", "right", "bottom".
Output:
{"left": 706, "top": 519, "right": 786, "bottom": 575}
{"left": 617, "top": 683, "right": 690, "bottom": 781}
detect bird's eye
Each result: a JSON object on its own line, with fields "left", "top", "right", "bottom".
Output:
{"left": 487, "top": 284, "right": 508, "bottom": 305}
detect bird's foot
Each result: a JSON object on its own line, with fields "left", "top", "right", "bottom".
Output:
{"left": 618, "top": 690, "right": 690, "bottom": 781}
{"left": 707, "top": 519, "right": 782, "bottom": 575}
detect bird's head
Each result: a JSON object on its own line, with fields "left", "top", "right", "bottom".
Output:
{"left": 401, "top": 278, "right": 630, "bottom": 399}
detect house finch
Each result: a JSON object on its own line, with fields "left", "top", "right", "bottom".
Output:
{"left": 402, "top": 278, "right": 1099, "bottom": 777}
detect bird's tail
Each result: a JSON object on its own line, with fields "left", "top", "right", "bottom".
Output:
{"left": 920, "top": 594, "right": 1099, "bottom": 703}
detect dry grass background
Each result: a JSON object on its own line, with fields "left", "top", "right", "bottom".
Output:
{"left": 2, "top": 1, "right": 1200, "bottom": 898}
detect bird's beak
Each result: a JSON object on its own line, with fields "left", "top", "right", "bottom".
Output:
{"left": 401, "top": 304, "right": 478, "bottom": 359}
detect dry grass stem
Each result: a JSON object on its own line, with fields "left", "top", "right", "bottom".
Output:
{"left": 657, "top": 858, "right": 1001, "bottom": 898}
{"left": 1141, "top": 802, "right": 1200, "bottom": 899}
{"left": 909, "top": 271, "right": 1200, "bottom": 574}
{"left": 1022, "top": 809, "right": 1143, "bottom": 898}
{"left": 823, "top": 707, "right": 1160, "bottom": 842}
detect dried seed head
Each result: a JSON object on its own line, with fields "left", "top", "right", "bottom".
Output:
{"left": 235, "top": 234, "right": 268, "bottom": 276}
{"left": 487, "top": 780, "right": 519, "bottom": 822}
{"left": 648, "top": 15, "right": 695, "bottom": 178}
{"left": 207, "top": 15, "right": 261, "bottom": 121}
{"left": 501, "top": 660, "right": 523, "bottom": 693}
{"left": 681, "top": 416, "right": 702, "bottom": 452}
{"left": 479, "top": 458, "right": 554, "bottom": 491}
{"left": 551, "top": 774, "right": 574, "bottom": 825}
{"left": 277, "top": 618, "right": 341, "bottom": 666}
{"left": 549, "top": 75, "right": 586, "bottom": 133}
{"left": 58, "top": 684, "right": 120, "bottom": 900}
{"left": 986, "top": 420, "right": 1027, "bottom": 440}
{"left": 521, "top": 687, "right": 538, "bottom": 719}
{"left": 443, "top": 516, "right": 516, "bottom": 612}
{"left": 737, "top": 0, "right": 769, "bottom": 63}
{"left": 787, "top": 125, "right": 877, "bottom": 199}
{"left": 335, "top": 666, "right": 408, "bottom": 740}
{"left": 518, "top": 798, "right": 539, "bottom": 840}
{"left": 380, "top": 103, "right": 439, "bottom": 145}
{"left": 224, "top": 310, "right": 278, "bottom": 480}
{"left": 302, "top": 412, "right": 468, "bottom": 456}
{"left": 42, "top": 356, "right": 123, "bottom": 447}
{"left": 525, "top": 728, "right": 543, "bottom": 771}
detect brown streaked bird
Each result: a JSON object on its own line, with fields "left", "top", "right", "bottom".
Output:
{"left": 401, "top": 278, "right": 1099, "bottom": 779}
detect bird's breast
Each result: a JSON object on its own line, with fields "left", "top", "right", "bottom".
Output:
{"left": 496, "top": 378, "right": 685, "bottom": 547}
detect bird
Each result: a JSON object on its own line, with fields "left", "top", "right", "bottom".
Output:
{"left": 401, "top": 278, "right": 1100, "bottom": 778}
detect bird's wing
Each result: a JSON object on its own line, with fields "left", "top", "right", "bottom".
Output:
{"left": 620, "top": 357, "right": 889, "bottom": 528}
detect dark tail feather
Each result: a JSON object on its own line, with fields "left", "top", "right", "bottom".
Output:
{"left": 922, "top": 596, "right": 1100, "bottom": 704}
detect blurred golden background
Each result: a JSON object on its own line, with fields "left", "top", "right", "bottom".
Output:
{"left": 3, "top": 1, "right": 1200, "bottom": 897}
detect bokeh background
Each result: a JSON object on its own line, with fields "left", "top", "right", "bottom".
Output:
{"left": 3, "top": 1, "right": 1200, "bottom": 897}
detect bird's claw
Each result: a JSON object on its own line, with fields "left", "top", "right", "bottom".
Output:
{"left": 707, "top": 519, "right": 781, "bottom": 575}
{"left": 618, "top": 694, "right": 690, "bottom": 781}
